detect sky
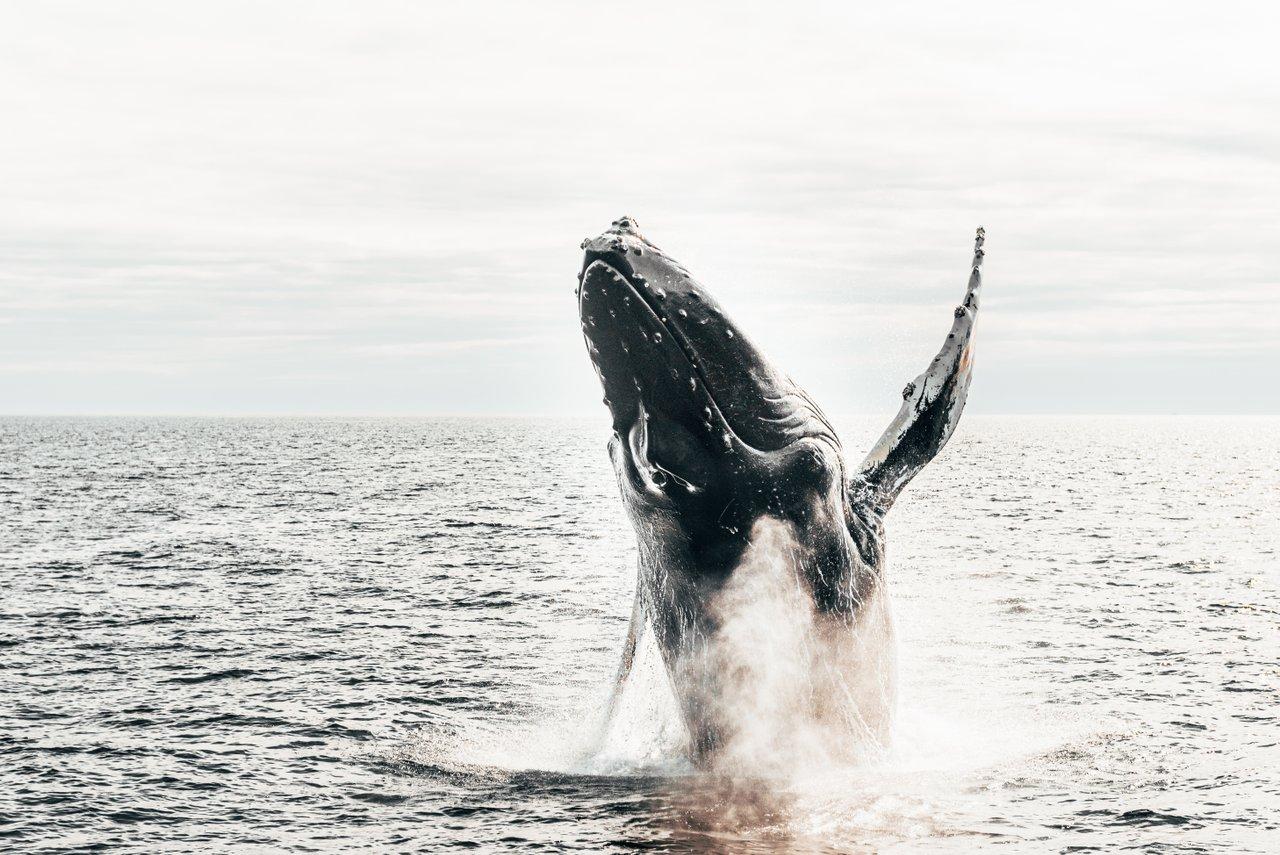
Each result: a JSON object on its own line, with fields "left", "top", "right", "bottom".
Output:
{"left": 1, "top": 0, "right": 1277, "bottom": 416}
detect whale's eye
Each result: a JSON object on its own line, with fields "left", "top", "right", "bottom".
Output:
{"left": 650, "top": 462, "right": 703, "bottom": 494}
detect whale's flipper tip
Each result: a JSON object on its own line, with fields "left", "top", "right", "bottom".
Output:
{"left": 854, "top": 229, "right": 986, "bottom": 510}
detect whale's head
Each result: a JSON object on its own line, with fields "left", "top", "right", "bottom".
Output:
{"left": 577, "top": 217, "right": 875, "bottom": 618}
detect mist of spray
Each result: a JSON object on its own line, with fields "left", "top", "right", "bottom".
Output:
{"left": 593, "top": 516, "right": 896, "bottom": 781}
{"left": 692, "top": 516, "right": 896, "bottom": 779}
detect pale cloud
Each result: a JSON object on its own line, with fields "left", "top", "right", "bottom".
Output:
{"left": 0, "top": 0, "right": 1276, "bottom": 414}
{"left": 352, "top": 335, "right": 560, "bottom": 359}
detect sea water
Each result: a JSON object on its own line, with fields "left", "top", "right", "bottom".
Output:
{"left": 2, "top": 416, "right": 1277, "bottom": 852}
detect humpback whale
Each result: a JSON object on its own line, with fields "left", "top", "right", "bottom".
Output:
{"left": 577, "top": 217, "right": 984, "bottom": 763}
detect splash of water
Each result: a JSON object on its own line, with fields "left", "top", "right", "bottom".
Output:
{"left": 406, "top": 514, "right": 1082, "bottom": 849}
{"left": 590, "top": 617, "right": 690, "bottom": 775}
{"left": 590, "top": 516, "right": 896, "bottom": 781}
{"left": 691, "top": 516, "right": 896, "bottom": 778}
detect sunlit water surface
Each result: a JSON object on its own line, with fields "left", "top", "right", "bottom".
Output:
{"left": 2, "top": 416, "right": 1277, "bottom": 853}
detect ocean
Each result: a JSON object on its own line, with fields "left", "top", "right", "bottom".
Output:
{"left": 2, "top": 415, "right": 1277, "bottom": 853}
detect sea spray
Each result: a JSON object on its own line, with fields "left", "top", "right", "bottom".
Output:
{"left": 589, "top": 618, "right": 690, "bottom": 774}
{"left": 696, "top": 516, "right": 896, "bottom": 778}
{"left": 594, "top": 516, "right": 896, "bottom": 778}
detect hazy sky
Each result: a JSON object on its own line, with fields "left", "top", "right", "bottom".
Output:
{"left": 2, "top": 1, "right": 1277, "bottom": 415}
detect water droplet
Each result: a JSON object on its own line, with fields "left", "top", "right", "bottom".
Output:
{"left": 655, "top": 289, "right": 666, "bottom": 300}
{"left": 678, "top": 309, "right": 688, "bottom": 318}
{"left": 653, "top": 332, "right": 662, "bottom": 343}
{"left": 689, "top": 377, "right": 697, "bottom": 391}
{"left": 726, "top": 329, "right": 735, "bottom": 338}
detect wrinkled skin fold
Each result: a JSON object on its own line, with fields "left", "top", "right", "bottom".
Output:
{"left": 578, "top": 216, "right": 985, "bottom": 762}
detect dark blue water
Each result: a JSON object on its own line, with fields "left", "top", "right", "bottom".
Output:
{"left": 2, "top": 416, "right": 1277, "bottom": 852}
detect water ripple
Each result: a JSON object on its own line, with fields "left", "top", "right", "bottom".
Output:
{"left": 1, "top": 415, "right": 1277, "bottom": 852}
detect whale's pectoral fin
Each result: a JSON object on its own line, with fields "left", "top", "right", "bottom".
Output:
{"left": 602, "top": 588, "right": 643, "bottom": 726}
{"left": 854, "top": 228, "right": 985, "bottom": 511}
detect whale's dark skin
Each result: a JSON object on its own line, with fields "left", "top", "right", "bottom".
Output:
{"left": 577, "top": 217, "right": 985, "bottom": 760}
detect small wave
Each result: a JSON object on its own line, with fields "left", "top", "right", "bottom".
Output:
{"left": 349, "top": 792, "right": 412, "bottom": 806}
{"left": 165, "top": 668, "right": 256, "bottom": 685}
{"left": 1111, "top": 808, "right": 1194, "bottom": 827}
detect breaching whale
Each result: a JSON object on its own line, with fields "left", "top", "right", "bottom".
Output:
{"left": 577, "top": 217, "right": 984, "bottom": 763}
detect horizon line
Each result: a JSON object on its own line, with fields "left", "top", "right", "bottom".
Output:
{"left": 2, "top": 411, "right": 1276, "bottom": 419}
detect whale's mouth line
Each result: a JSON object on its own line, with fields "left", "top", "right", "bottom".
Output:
{"left": 580, "top": 254, "right": 754, "bottom": 451}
